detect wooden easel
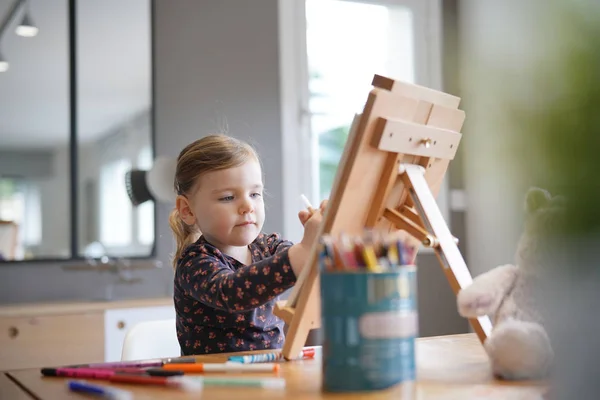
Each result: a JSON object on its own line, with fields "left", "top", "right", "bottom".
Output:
{"left": 273, "top": 74, "right": 493, "bottom": 360}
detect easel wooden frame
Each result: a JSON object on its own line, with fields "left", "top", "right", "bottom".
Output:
{"left": 273, "top": 74, "right": 493, "bottom": 360}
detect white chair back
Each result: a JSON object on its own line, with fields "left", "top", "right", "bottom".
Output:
{"left": 120, "top": 318, "right": 180, "bottom": 361}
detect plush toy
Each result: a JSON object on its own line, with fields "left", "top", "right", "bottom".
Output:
{"left": 457, "top": 187, "right": 564, "bottom": 380}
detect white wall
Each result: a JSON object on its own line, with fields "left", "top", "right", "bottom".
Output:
{"left": 152, "top": 0, "right": 285, "bottom": 259}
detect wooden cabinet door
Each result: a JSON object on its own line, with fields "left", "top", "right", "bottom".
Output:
{"left": 0, "top": 312, "right": 104, "bottom": 370}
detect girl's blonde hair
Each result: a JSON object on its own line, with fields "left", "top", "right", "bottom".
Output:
{"left": 168, "top": 134, "right": 259, "bottom": 268}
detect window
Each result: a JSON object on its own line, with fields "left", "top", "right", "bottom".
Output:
{"left": 136, "top": 147, "right": 154, "bottom": 246}
{"left": 99, "top": 159, "right": 133, "bottom": 246}
{"left": 0, "top": 178, "right": 42, "bottom": 260}
{"left": 0, "top": 179, "right": 22, "bottom": 223}
{"left": 97, "top": 146, "right": 154, "bottom": 255}
{"left": 279, "top": 0, "right": 445, "bottom": 242}
{"left": 0, "top": 0, "right": 155, "bottom": 263}
{"left": 306, "top": 0, "right": 416, "bottom": 201}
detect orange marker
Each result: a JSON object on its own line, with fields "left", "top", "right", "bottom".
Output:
{"left": 162, "top": 362, "right": 280, "bottom": 373}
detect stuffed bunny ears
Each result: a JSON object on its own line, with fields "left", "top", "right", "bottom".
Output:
{"left": 525, "top": 187, "right": 566, "bottom": 215}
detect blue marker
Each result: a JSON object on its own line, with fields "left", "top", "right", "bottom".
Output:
{"left": 229, "top": 348, "right": 316, "bottom": 363}
{"left": 67, "top": 380, "right": 133, "bottom": 400}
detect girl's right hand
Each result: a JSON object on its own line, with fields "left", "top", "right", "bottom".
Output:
{"left": 298, "top": 199, "right": 328, "bottom": 226}
{"left": 289, "top": 200, "right": 328, "bottom": 277}
{"left": 299, "top": 208, "right": 323, "bottom": 248}
{"left": 298, "top": 198, "right": 327, "bottom": 248}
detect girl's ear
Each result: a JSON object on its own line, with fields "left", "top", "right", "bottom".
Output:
{"left": 176, "top": 195, "right": 196, "bottom": 225}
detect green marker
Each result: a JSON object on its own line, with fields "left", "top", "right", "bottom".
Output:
{"left": 190, "top": 377, "right": 286, "bottom": 389}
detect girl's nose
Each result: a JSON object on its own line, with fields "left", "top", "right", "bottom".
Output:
{"left": 239, "top": 197, "right": 254, "bottom": 214}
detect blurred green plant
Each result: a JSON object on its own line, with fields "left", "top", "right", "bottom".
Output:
{"left": 506, "top": 2, "right": 600, "bottom": 237}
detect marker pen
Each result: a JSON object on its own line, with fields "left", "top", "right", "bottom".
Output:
{"left": 161, "top": 362, "right": 280, "bottom": 373}
{"left": 228, "top": 348, "right": 316, "bottom": 364}
{"left": 67, "top": 380, "right": 132, "bottom": 400}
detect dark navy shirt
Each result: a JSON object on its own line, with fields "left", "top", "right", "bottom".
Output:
{"left": 174, "top": 233, "right": 297, "bottom": 355}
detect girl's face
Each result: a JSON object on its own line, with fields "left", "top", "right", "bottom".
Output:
{"left": 177, "top": 159, "right": 265, "bottom": 253}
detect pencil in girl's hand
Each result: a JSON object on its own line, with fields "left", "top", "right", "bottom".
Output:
{"left": 300, "top": 194, "right": 315, "bottom": 214}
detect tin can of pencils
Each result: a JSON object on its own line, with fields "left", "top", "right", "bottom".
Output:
{"left": 320, "top": 266, "right": 418, "bottom": 392}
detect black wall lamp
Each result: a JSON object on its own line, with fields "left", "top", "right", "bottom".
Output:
{"left": 125, "top": 156, "right": 177, "bottom": 206}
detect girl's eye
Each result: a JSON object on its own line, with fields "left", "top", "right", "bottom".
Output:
{"left": 219, "top": 196, "right": 234, "bottom": 202}
{"left": 251, "top": 192, "right": 262, "bottom": 198}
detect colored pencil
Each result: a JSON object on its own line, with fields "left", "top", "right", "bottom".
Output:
{"left": 319, "top": 231, "right": 415, "bottom": 272}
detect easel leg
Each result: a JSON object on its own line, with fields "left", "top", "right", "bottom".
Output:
{"left": 400, "top": 164, "right": 493, "bottom": 343}
{"left": 281, "top": 267, "right": 321, "bottom": 360}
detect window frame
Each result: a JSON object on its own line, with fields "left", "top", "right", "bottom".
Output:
{"left": 278, "top": 0, "right": 448, "bottom": 245}
{"left": 98, "top": 158, "right": 133, "bottom": 248}
{"left": 0, "top": 0, "right": 157, "bottom": 264}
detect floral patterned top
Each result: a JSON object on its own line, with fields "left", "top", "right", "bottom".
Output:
{"left": 173, "top": 233, "right": 297, "bottom": 355}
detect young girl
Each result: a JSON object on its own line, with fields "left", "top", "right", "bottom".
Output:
{"left": 169, "top": 134, "right": 325, "bottom": 355}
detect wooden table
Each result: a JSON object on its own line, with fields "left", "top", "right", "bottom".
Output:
{"left": 2, "top": 334, "right": 547, "bottom": 399}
